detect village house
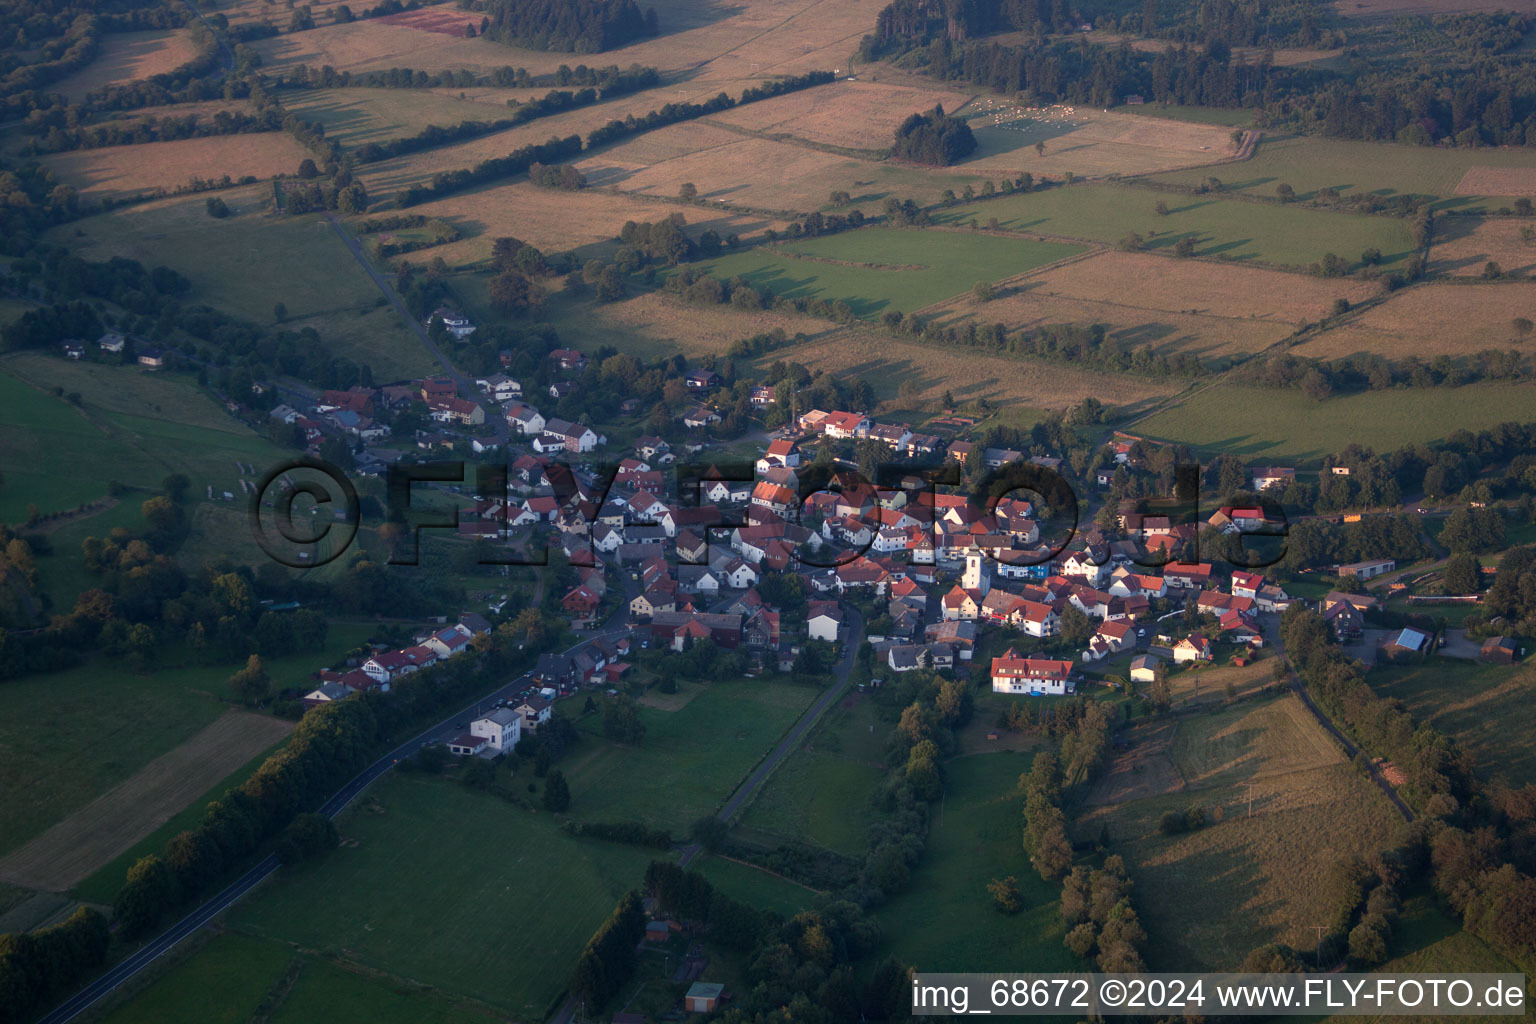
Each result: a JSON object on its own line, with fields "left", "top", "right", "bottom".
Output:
{"left": 1172, "top": 634, "right": 1213, "bottom": 663}
{"left": 427, "top": 306, "right": 476, "bottom": 340}
{"left": 1250, "top": 466, "right": 1296, "bottom": 492}
{"left": 990, "top": 649, "right": 1076, "bottom": 696}
{"left": 470, "top": 707, "right": 522, "bottom": 752}
{"left": 808, "top": 602, "right": 842, "bottom": 643}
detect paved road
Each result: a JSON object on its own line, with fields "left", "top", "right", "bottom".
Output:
{"left": 323, "top": 216, "right": 508, "bottom": 443}
{"left": 36, "top": 629, "right": 617, "bottom": 1024}
{"left": 715, "top": 604, "right": 866, "bottom": 824}
{"left": 1265, "top": 616, "right": 1415, "bottom": 824}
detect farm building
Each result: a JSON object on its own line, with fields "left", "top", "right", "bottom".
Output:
{"left": 1130, "top": 654, "right": 1160, "bottom": 683}
{"left": 1480, "top": 636, "right": 1518, "bottom": 665}
{"left": 1339, "top": 558, "right": 1395, "bottom": 580}
{"left": 685, "top": 983, "right": 725, "bottom": 1013}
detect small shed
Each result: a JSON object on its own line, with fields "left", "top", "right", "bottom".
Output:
{"left": 1480, "top": 636, "right": 1517, "bottom": 665}
{"left": 685, "top": 982, "right": 725, "bottom": 1013}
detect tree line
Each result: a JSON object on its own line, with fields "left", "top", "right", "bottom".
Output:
{"left": 108, "top": 615, "right": 568, "bottom": 948}
{"left": 0, "top": 907, "right": 111, "bottom": 1024}
{"left": 1281, "top": 605, "right": 1536, "bottom": 972}
{"left": 351, "top": 67, "right": 661, "bottom": 164}
{"left": 392, "top": 71, "right": 834, "bottom": 208}
{"left": 484, "top": 0, "right": 658, "bottom": 54}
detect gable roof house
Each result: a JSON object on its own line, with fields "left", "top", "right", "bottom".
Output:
{"left": 991, "top": 649, "right": 1075, "bottom": 695}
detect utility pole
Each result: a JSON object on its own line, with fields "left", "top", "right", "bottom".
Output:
{"left": 1313, "top": 925, "right": 1326, "bottom": 966}
{"left": 1240, "top": 781, "right": 1256, "bottom": 818}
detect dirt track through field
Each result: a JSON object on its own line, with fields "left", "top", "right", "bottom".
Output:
{"left": 0, "top": 711, "right": 293, "bottom": 893}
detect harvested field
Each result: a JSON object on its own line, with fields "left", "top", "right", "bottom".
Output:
{"left": 381, "top": 180, "right": 787, "bottom": 263}
{"left": 1430, "top": 215, "right": 1536, "bottom": 277}
{"left": 547, "top": 289, "right": 838, "bottom": 361}
{"left": 42, "top": 135, "right": 311, "bottom": 201}
{"left": 254, "top": 0, "right": 884, "bottom": 85}
{"left": 710, "top": 79, "right": 974, "bottom": 151}
{"left": 964, "top": 104, "right": 1243, "bottom": 178}
{"left": 376, "top": 6, "right": 485, "bottom": 35}
{"left": 54, "top": 29, "right": 200, "bottom": 99}
{"left": 770, "top": 326, "right": 1182, "bottom": 412}
{"left": 0, "top": 711, "right": 292, "bottom": 892}
{"left": 353, "top": 80, "right": 755, "bottom": 195}
{"left": 579, "top": 120, "right": 990, "bottom": 213}
{"left": 1292, "top": 282, "right": 1536, "bottom": 360}
{"left": 930, "top": 250, "right": 1378, "bottom": 362}
{"left": 1453, "top": 166, "right": 1536, "bottom": 196}
{"left": 280, "top": 87, "right": 545, "bottom": 147}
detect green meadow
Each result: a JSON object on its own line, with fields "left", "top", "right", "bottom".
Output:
{"left": 933, "top": 182, "right": 1416, "bottom": 269}
{"left": 233, "top": 773, "right": 661, "bottom": 1019}
{"left": 682, "top": 228, "right": 1083, "bottom": 317}
{"left": 1132, "top": 383, "right": 1536, "bottom": 462}
{"left": 1154, "top": 133, "right": 1536, "bottom": 206}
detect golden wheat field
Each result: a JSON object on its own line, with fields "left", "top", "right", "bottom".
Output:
{"left": 1292, "top": 281, "right": 1536, "bottom": 360}
{"left": 42, "top": 135, "right": 313, "bottom": 200}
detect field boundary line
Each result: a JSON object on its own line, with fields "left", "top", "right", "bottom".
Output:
{"left": 698, "top": 116, "right": 891, "bottom": 161}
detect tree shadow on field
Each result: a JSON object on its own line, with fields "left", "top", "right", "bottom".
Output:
{"left": 656, "top": 0, "right": 748, "bottom": 37}
{"left": 1119, "top": 814, "right": 1285, "bottom": 968}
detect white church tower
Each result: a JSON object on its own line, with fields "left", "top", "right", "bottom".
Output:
{"left": 962, "top": 550, "right": 991, "bottom": 596}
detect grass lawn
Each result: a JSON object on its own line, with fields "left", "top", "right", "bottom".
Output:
{"left": 268, "top": 956, "right": 503, "bottom": 1024}
{"left": 556, "top": 678, "right": 820, "bottom": 834}
{"left": 1154, "top": 133, "right": 1536, "bottom": 206}
{"left": 96, "top": 931, "right": 503, "bottom": 1024}
{"left": 1132, "top": 382, "right": 1536, "bottom": 462}
{"left": 736, "top": 749, "right": 882, "bottom": 856}
{"left": 0, "top": 365, "right": 163, "bottom": 521}
{"left": 1077, "top": 696, "right": 1407, "bottom": 969}
{"left": 873, "top": 752, "right": 1085, "bottom": 973}
{"left": 0, "top": 624, "right": 371, "bottom": 858}
{"left": 1, "top": 354, "right": 295, "bottom": 522}
{"left": 1369, "top": 659, "right": 1536, "bottom": 789}
{"left": 232, "top": 773, "right": 662, "bottom": 1018}
{"left": 97, "top": 932, "right": 294, "bottom": 1024}
{"left": 679, "top": 228, "right": 1082, "bottom": 318}
{"left": 692, "top": 855, "right": 820, "bottom": 919}
{"left": 50, "top": 188, "right": 431, "bottom": 379}
{"left": 932, "top": 182, "right": 1415, "bottom": 270}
